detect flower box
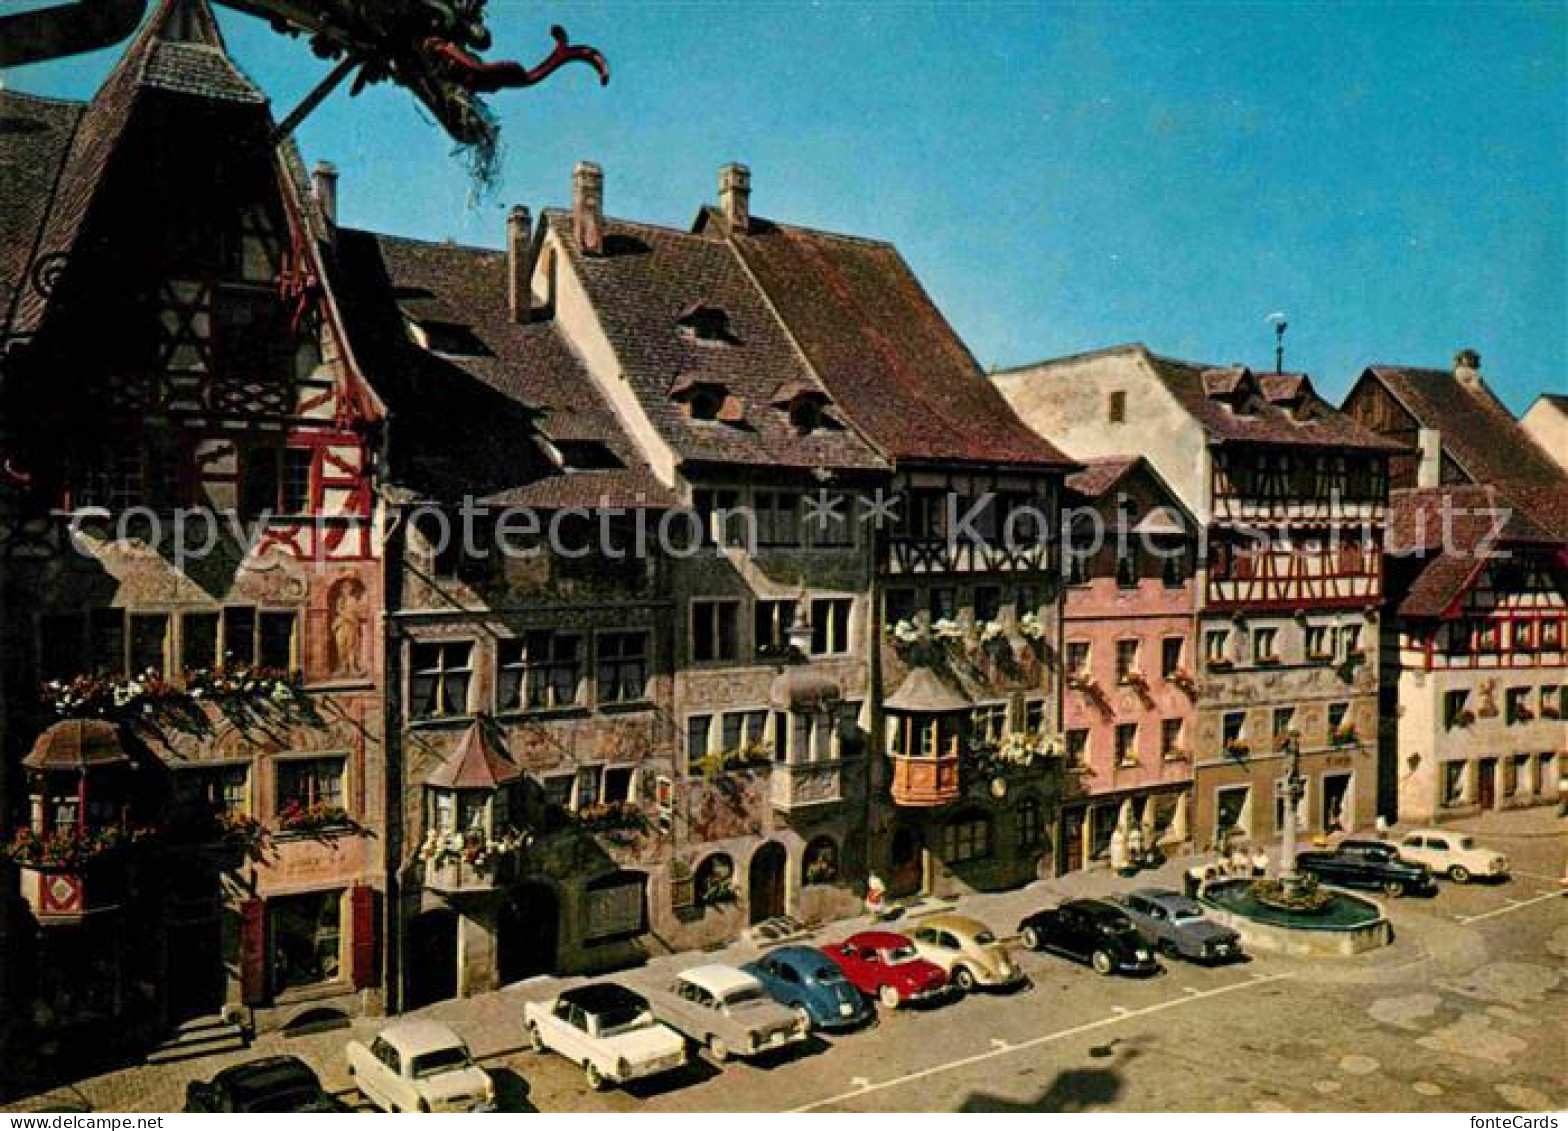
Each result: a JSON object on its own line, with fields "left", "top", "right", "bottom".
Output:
{"left": 275, "top": 800, "right": 353, "bottom": 835}
{"left": 1224, "top": 740, "right": 1251, "bottom": 759}
{"left": 1120, "top": 671, "right": 1150, "bottom": 693}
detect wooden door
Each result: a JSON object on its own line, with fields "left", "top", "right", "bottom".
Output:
{"left": 1478, "top": 759, "right": 1497, "bottom": 809}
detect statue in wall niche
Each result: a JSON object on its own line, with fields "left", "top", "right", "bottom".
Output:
{"left": 1477, "top": 679, "right": 1499, "bottom": 718}
{"left": 329, "top": 577, "right": 368, "bottom": 678}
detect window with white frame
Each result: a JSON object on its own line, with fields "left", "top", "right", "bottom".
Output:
{"left": 809, "top": 597, "right": 852, "bottom": 656}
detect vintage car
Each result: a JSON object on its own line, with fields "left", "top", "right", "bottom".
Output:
{"left": 908, "top": 913, "right": 1025, "bottom": 992}
{"left": 1113, "top": 888, "right": 1244, "bottom": 965}
{"left": 346, "top": 1021, "right": 495, "bottom": 1113}
{"left": 1296, "top": 839, "right": 1437, "bottom": 896}
{"left": 646, "top": 964, "right": 808, "bottom": 1061}
{"left": 820, "top": 930, "right": 950, "bottom": 1009}
{"left": 525, "top": 982, "right": 687, "bottom": 1090}
{"left": 1396, "top": 829, "right": 1510, "bottom": 883}
{"left": 1017, "top": 898, "right": 1158, "bottom": 976}
{"left": 185, "top": 1056, "right": 349, "bottom": 1113}
{"left": 743, "top": 945, "right": 873, "bottom": 1032}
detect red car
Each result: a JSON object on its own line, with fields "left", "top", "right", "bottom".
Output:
{"left": 820, "top": 930, "right": 950, "bottom": 1010}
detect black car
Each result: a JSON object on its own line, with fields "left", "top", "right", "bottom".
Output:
{"left": 184, "top": 1056, "right": 350, "bottom": 1113}
{"left": 1295, "top": 839, "right": 1436, "bottom": 897}
{"left": 1017, "top": 898, "right": 1159, "bottom": 976}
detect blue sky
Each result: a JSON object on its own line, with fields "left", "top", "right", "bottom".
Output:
{"left": 7, "top": 1, "right": 1565, "bottom": 412}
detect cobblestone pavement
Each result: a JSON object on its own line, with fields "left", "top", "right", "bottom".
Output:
{"left": 8, "top": 807, "right": 1564, "bottom": 1113}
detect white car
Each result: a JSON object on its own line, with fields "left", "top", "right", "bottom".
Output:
{"left": 346, "top": 1020, "right": 495, "bottom": 1113}
{"left": 1397, "top": 829, "right": 1510, "bottom": 883}
{"left": 647, "top": 964, "right": 807, "bottom": 1061}
{"left": 525, "top": 982, "right": 687, "bottom": 1090}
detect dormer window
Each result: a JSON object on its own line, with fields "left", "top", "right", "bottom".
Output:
{"left": 676, "top": 303, "right": 735, "bottom": 345}
{"left": 770, "top": 382, "right": 831, "bottom": 434}
{"left": 669, "top": 375, "right": 741, "bottom": 423}
{"left": 404, "top": 316, "right": 489, "bottom": 358}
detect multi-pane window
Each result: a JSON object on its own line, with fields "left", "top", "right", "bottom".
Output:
{"left": 1066, "top": 641, "right": 1091, "bottom": 676}
{"left": 686, "top": 715, "right": 713, "bottom": 765}
{"left": 268, "top": 891, "right": 342, "bottom": 992}
{"left": 1305, "top": 625, "right": 1331, "bottom": 660}
{"left": 175, "top": 765, "right": 250, "bottom": 816}
{"left": 755, "top": 599, "right": 797, "bottom": 658}
{"left": 1024, "top": 698, "right": 1046, "bottom": 732}
{"left": 971, "top": 704, "right": 1008, "bottom": 747}
{"left": 1018, "top": 797, "right": 1044, "bottom": 849}
{"left": 280, "top": 448, "right": 313, "bottom": 515}
{"left": 902, "top": 490, "right": 946, "bottom": 542}
{"left": 1115, "top": 723, "right": 1138, "bottom": 765}
{"left": 811, "top": 491, "right": 854, "bottom": 547}
{"left": 722, "top": 709, "right": 768, "bottom": 753}
{"left": 129, "top": 614, "right": 170, "bottom": 676}
{"left": 182, "top": 612, "right": 219, "bottom": 673}
{"left": 498, "top": 632, "right": 582, "bottom": 711}
{"left": 1512, "top": 620, "right": 1535, "bottom": 651}
{"left": 1328, "top": 701, "right": 1349, "bottom": 734}
{"left": 928, "top": 587, "right": 957, "bottom": 622}
{"left": 754, "top": 492, "right": 801, "bottom": 547}
{"left": 597, "top": 631, "right": 650, "bottom": 704}
{"left": 276, "top": 756, "right": 345, "bottom": 810}
{"left": 223, "top": 607, "right": 256, "bottom": 668}
{"left": 1252, "top": 628, "right": 1280, "bottom": 663}
{"left": 1161, "top": 718, "right": 1184, "bottom": 758}
{"left": 691, "top": 599, "right": 740, "bottom": 663}
{"left": 1161, "top": 637, "right": 1184, "bottom": 677}
{"left": 410, "top": 641, "right": 474, "bottom": 718}
{"left": 542, "top": 774, "right": 574, "bottom": 812}
{"left": 90, "top": 609, "right": 126, "bottom": 676}
{"left": 76, "top": 444, "right": 144, "bottom": 512}
{"left": 258, "top": 611, "right": 297, "bottom": 670}
{"left": 1505, "top": 687, "right": 1533, "bottom": 724}
{"left": 1205, "top": 629, "right": 1230, "bottom": 665}
{"left": 1442, "top": 762, "right": 1466, "bottom": 807}
{"left": 1115, "top": 639, "right": 1140, "bottom": 681}
{"left": 694, "top": 489, "right": 746, "bottom": 547}
{"left": 1337, "top": 624, "right": 1364, "bottom": 659}
{"left": 939, "top": 816, "right": 991, "bottom": 863}
{"left": 809, "top": 598, "right": 852, "bottom": 656}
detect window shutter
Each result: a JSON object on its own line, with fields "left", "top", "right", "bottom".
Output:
{"left": 349, "top": 884, "right": 379, "bottom": 989}
{"left": 239, "top": 897, "right": 267, "bottom": 1005}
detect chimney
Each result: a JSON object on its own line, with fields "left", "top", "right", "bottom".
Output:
{"left": 311, "top": 160, "right": 338, "bottom": 231}
{"left": 1453, "top": 349, "right": 1483, "bottom": 393}
{"left": 572, "top": 161, "right": 604, "bottom": 256}
{"left": 1416, "top": 426, "right": 1443, "bottom": 488}
{"left": 507, "top": 205, "right": 532, "bottom": 323}
{"left": 719, "top": 163, "right": 751, "bottom": 234}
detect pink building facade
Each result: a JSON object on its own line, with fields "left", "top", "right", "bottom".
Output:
{"left": 1058, "top": 459, "right": 1199, "bottom": 871}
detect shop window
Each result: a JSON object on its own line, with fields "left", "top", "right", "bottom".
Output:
{"left": 597, "top": 631, "right": 650, "bottom": 704}
{"left": 498, "top": 632, "right": 582, "bottom": 712}
{"left": 410, "top": 641, "right": 473, "bottom": 718}
{"left": 269, "top": 891, "right": 343, "bottom": 992}
{"left": 691, "top": 600, "right": 740, "bottom": 663}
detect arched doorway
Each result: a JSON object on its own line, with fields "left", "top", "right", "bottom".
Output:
{"left": 888, "top": 823, "right": 923, "bottom": 896}
{"left": 405, "top": 910, "right": 458, "bottom": 1009}
{"left": 499, "top": 883, "right": 559, "bottom": 985}
{"left": 748, "top": 842, "right": 787, "bottom": 924}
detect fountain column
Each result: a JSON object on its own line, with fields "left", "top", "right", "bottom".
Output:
{"left": 1276, "top": 731, "right": 1306, "bottom": 890}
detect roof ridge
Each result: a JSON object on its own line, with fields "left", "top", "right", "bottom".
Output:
{"left": 0, "top": 89, "right": 86, "bottom": 110}
{"left": 991, "top": 343, "right": 1150, "bottom": 374}
{"left": 346, "top": 227, "right": 504, "bottom": 258}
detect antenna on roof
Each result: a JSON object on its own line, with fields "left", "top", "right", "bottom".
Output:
{"left": 1266, "top": 312, "right": 1288, "bottom": 374}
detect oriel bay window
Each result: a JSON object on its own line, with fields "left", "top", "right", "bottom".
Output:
{"left": 498, "top": 632, "right": 582, "bottom": 712}
{"left": 597, "top": 631, "right": 650, "bottom": 704}
{"left": 411, "top": 641, "right": 474, "bottom": 718}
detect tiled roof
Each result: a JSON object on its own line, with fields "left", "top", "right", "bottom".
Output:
{"left": 7, "top": 0, "right": 267, "bottom": 337}
{"left": 1362, "top": 365, "right": 1565, "bottom": 488}
{"left": 332, "top": 228, "right": 673, "bottom": 509}
{"left": 545, "top": 210, "right": 887, "bottom": 475}
{"left": 713, "top": 211, "right": 1075, "bottom": 470}
{"left": 0, "top": 92, "right": 81, "bottom": 332}
{"left": 426, "top": 721, "right": 523, "bottom": 789}
{"left": 1066, "top": 457, "right": 1139, "bottom": 500}
{"left": 1387, "top": 486, "right": 1561, "bottom": 619}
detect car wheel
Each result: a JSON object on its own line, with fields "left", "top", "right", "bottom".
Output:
{"left": 1448, "top": 865, "right": 1471, "bottom": 884}
{"left": 1021, "top": 926, "right": 1042, "bottom": 951}
{"left": 1091, "top": 949, "right": 1116, "bottom": 976}
{"left": 527, "top": 1022, "right": 544, "bottom": 1053}
{"left": 792, "top": 1005, "right": 814, "bottom": 1033}
{"left": 878, "top": 984, "right": 902, "bottom": 1010}
{"left": 708, "top": 1035, "right": 730, "bottom": 1063}
{"left": 953, "top": 966, "right": 976, "bottom": 993}
{"left": 1382, "top": 879, "right": 1404, "bottom": 897}
{"left": 585, "top": 1062, "right": 608, "bottom": 1091}
{"left": 1158, "top": 938, "right": 1178, "bottom": 959}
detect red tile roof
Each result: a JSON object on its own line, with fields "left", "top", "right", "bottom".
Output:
{"left": 713, "top": 212, "right": 1075, "bottom": 471}
{"left": 426, "top": 721, "right": 523, "bottom": 789}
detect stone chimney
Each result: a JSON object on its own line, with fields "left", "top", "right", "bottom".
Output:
{"left": 507, "top": 205, "right": 532, "bottom": 323}
{"left": 1416, "top": 427, "right": 1443, "bottom": 488}
{"left": 573, "top": 161, "right": 604, "bottom": 255}
{"left": 719, "top": 163, "right": 751, "bottom": 234}
{"left": 311, "top": 160, "right": 338, "bottom": 231}
{"left": 1453, "top": 349, "right": 1483, "bottom": 393}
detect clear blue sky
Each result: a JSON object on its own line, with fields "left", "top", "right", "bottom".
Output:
{"left": 7, "top": 1, "right": 1565, "bottom": 412}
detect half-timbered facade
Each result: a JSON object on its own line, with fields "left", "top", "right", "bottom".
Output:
{"left": 1059, "top": 458, "right": 1199, "bottom": 872}
{"left": 995, "top": 345, "right": 1400, "bottom": 852}
{"left": 1385, "top": 487, "right": 1566, "bottom": 822}
{"left": 0, "top": 1, "right": 385, "bottom": 1065}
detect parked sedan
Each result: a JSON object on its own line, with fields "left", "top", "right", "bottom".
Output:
{"left": 647, "top": 964, "right": 808, "bottom": 1062}
{"left": 346, "top": 1021, "right": 495, "bottom": 1113}
{"left": 743, "top": 945, "right": 873, "bottom": 1032}
{"left": 1113, "top": 888, "right": 1244, "bottom": 965}
{"left": 820, "top": 930, "right": 950, "bottom": 1009}
{"left": 525, "top": 982, "right": 687, "bottom": 1091}
{"left": 1017, "top": 898, "right": 1158, "bottom": 976}
{"left": 1296, "top": 839, "right": 1437, "bottom": 896}
{"left": 1396, "top": 829, "right": 1510, "bottom": 884}
{"left": 909, "top": 913, "right": 1025, "bottom": 992}
{"left": 185, "top": 1056, "right": 349, "bottom": 1113}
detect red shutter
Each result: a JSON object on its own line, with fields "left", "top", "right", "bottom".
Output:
{"left": 239, "top": 897, "right": 267, "bottom": 1005}
{"left": 349, "top": 884, "right": 379, "bottom": 989}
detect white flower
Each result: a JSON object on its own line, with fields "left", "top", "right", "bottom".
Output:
{"left": 891, "top": 618, "right": 923, "bottom": 644}
{"left": 932, "top": 617, "right": 964, "bottom": 640}
{"left": 980, "top": 619, "right": 1005, "bottom": 643}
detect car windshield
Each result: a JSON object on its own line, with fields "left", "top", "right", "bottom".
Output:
{"left": 811, "top": 965, "right": 846, "bottom": 984}
{"left": 1453, "top": 836, "right": 1475, "bottom": 850}
{"left": 722, "top": 986, "right": 769, "bottom": 1008}
{"left": 881, "top": 945, "right": 917, "bottom": 963}
{"left": 411, "top": 1047, "right": 470, "bottom": 1078}
{"left": 594, "top": 1005, "right": 653, "bottom": 1036}
{"left": 972, "top": 930, "right": 998, "bottom": 946}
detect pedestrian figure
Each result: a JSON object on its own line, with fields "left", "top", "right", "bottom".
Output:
{"left": 1251, "top": 846, "right": 1269, "bottom": 876}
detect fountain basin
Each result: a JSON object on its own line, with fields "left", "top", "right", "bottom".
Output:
{"left": 1201, "top": 879, "right": 1392, "bottom": 956}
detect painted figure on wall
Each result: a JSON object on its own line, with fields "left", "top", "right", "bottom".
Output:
{"left": 330, "top": 577, "right": 368, "bottom": 678}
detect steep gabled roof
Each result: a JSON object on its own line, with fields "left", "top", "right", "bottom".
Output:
{"left": 0, "top": 92, "right": 82, "bottom": 332}
{"left": 712, "top": 210, "right": 1074, "bottom": 471}
{"left": 544, "top": 210, "right": 887, "bottom": 475}
{"left": 7, "top": 0, "right": 267, "bottom": 337}
{"left": 333, "top": 229, "right": 673, "bottom": 509}
{"left": 1357, "top": 365, "right": 1566, "bottom": 488}
{"left": 1066, "top": 457, "right": 1140, "bottom": 500}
